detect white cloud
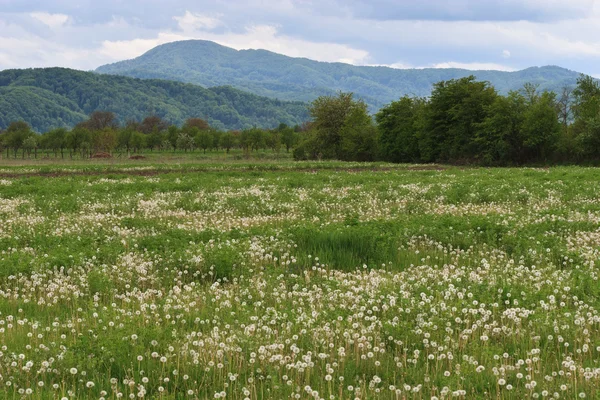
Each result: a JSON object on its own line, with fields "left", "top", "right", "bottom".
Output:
{"left": 306, "top": 0, "right": 595, "bottom": 22}
{"left": 375, "top": 60, "right": 516, "bottom": 72}
{"left": 99, "top": 33, "right": 188, "bottom": 60}
{"left": 431, "top": 62, "right": 516, "bottom": 71}
{"left": 99, "top": 12, "right": 370, "bottom": 65}
{"left": 173, "top": 11, "right": 222, "bottom": 32}
{"left": 30, "top": 12, "right": 69, "bottom": 28}
{"left": 2, "top": 1, "right": 600, "bottom": 77}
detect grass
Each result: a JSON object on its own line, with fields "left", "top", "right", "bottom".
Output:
{"left": 0, "top": 157, "right": 599, "bottom": 399}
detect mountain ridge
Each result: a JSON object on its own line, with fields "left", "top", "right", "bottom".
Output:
{"left": 96, "top": 40, "right": 584, "bottom": 110}
{"left": 0, "top": 67, "right": 309, "bottom": 132}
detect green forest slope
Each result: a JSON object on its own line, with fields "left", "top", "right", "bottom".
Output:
{"left": 96, "top": 40, "right": 583, "bottom": 110}
{"left": 0, "top": 68, "right": 309, "bottom": 132}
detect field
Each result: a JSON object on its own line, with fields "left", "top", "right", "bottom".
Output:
{"left": 1, "top": 158, "right": 600, "bottom": 399}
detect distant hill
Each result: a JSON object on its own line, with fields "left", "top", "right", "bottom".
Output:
{"left": 96, "top": 40, "right": 585, "bottom": 110}
{"left": 0, "top": 68, "right": 309, "bottom": 132}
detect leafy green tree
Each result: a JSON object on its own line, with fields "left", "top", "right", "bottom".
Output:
{"left": 66, "top": 127, "right": 92, "bottom": 158}
{"left": 520, "top": 91, "right": 560, "bottom": 161}
{"left": 117, "top": 127, "right": 134, "bottom": 154}
{"left": 210, "top": 129, "right": 222, "bottom": 151}
{"left": 266, "top": 129, "right": 282, "bottom": 152}
{"left": 476, "top": 91, "right": 526, "bottom": 164}
{"left": 195, "top": 130, "right": 213, "bottom": 153}
{"left": 279, "top": 124, "right": 298, "bottom": 153}
{"left": 0, "top": 130, "right": 6, "bottom": 159}
{"left": 376, "top": 96, "right": 424, "bottom": 163}
{"left": 161, "top": 139, "right": 173, "bottom": 151}
{"left": 248, "top": 128, "right": 266, "bottom": 151}
{"left": 572, "top": 75, "right": 600, "bottom": 158}
{"left": 293, "top": 130, "right": 321, "bottom": 160}
{"left": 92, "top": 128, "right": 118, "bottom": 153}
{"left": 420, "top": 76, "right": 497, "bottom": 162}
{"left": 6, "top": 121, "right": 33, "bottom": 158}
{"left": 309, "top": 92, "right": 366, "bottom": 159}
{"left": 41, "top": 127, "right": 68, "bottom": 158}
{"left": 220, "top": 131, "right": 237, "bottom": 153}
{"left": 130, "top": 131, "right": 147, "bottom": 153}
{"left": 239, "top": 129, "right": 253, "bottom": 154}
{"left": 23, "top": 135, "right": 38, "bottom": 159}
{"left": 167, "top": 126, "right": 179, "bottom": 150}
{"left": 176, "top": 133, "right": 195, "bottom": 152}
{"left": 147, "top": 130, "right": 164, "bottom": 151}
{"left": 339, "top": 106, "right": 378, "bottom": 162}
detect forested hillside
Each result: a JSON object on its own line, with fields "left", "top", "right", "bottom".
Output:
{"left": 97, "top": 40, "right": 583, "bottom": 110}
{"left": 0, "top": 68, "right": 309, "bottom": 132}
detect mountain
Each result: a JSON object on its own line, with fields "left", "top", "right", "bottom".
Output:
{"left": 0, "top": 68, "right": 309, "bottom": 133}
{"left": 96, "top": 40, "right": 584, "bottom": 110}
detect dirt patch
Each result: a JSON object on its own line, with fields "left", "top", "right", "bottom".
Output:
{"left": 91, "top": 152, "right": 112, "bottom": 159}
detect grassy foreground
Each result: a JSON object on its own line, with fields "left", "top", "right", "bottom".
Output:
{"left": 0, "top": 160, "right": 599, "bottom": 399}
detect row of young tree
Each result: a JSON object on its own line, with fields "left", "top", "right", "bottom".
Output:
{"left": 295, "top": 74, "right": 600, "bottom": 164}
{"left": 0, "top": 112, "right": 302, "bottom": 159}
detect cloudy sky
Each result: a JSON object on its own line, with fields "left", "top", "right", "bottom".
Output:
{"left": 1, "top": 0, "right": 599, "bottom": 76}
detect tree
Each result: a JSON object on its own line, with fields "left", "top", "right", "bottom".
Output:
{"left": 5, "top": 121, "right": 33, "bottom": 159}
{"left": 279, "top": 124, "right": 298, "bottom": 153}
{"left": 476, "top": 92, "right": 526, "bottom": 164}
{"left": 266, "top": 129, "right": 282, "bottom": 152}
{"left": 520, "top": 91, "right": 560, "bottom": 161}
{"left": 77, "top": 111, "right": 119, "bottom": 131}
{"left": 293, "top": 130, "right": 321, "bottom": 161}
{"left": 139, "top": 115, "right": 168, "bottom": 135}
{"left": 210, "top": 129, "right": 222, "bottom": 151}
{"left": 0, "top": 130, "right": 6, "bottom": 159}
{"left": 130, "top": 131, "right": 147, "bottom": 153}
{"left": 239, "top": 129, "right": 253, "bottom": 154}
{"left": 147, "top": 130, "right": 164, "bottom": 151}
{"left": 42, "top": 127, "right": 68, "bottom": 158}
{"left": 167, "top": 126, "right": 179, "bottom": 150}
{"left": 376, "top": 96, "right": 424, "bottom": 163}
{"left": 176, "top": 133, "right": 195, "bottom": 152}
{"left": 339, "top": 106, "right": 378, "bottom": 162}
{"left": 555, "top": 87, "right": 577, "bottom": 161}
{"left": 308, "top": 92, "right": 365, "bottom": 159}
{"left": 220, "top": 131, "right": 237, "bottom": 153}
{"left": 557, "top": 87, "right": 573, "bottom": 131}
{"left": 183, "top": 118, "right": 210, "bottom": 132}
{"left": 572, "top": 75, "right": 600, "bottom": 158}
{"left": 92, "top": 128, "right": 118, "bottom": 153}
{"left": 23, "top": 136, "right": 38, "bottom": 159}
{"left": 66, "top": 127, "right": 92, "bottom": 158}
{"left": 195, "top": 130, "right": 212, "bottom": 153}
{"left": 521, "top": 82, "right": 540, "bottom": 105}
{"left": 419, "top": 76, "right": 497, "bottom": 162}
{"left": 118, "top": 127, "right": 134, "bottom": 154}
{"left": 248, "top": 128, "right": 266, "bottom": 151}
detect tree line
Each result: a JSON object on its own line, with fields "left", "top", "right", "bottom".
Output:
{"left": 2, "top": 74, "right": 600, "bottom": 164}
{"left": 0, "top": 112, "right": 302, "bottom": 159}
{"left": 295, "top": 74, "right": 600, "bottom": 165}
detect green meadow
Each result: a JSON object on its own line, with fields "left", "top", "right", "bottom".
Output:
{"left": 0, "top": 158, "right": 599, "bottom": 399}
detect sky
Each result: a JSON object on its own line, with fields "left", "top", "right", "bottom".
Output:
{"left": 1, "top": 0, "right": 600, "bottom": 76}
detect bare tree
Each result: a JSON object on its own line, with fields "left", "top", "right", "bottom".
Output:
{"left": 520, "top": 82, "right": 540, "bottom": 105}
{"left": 557, "top": 86, "right": 573, "bottom": 131}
